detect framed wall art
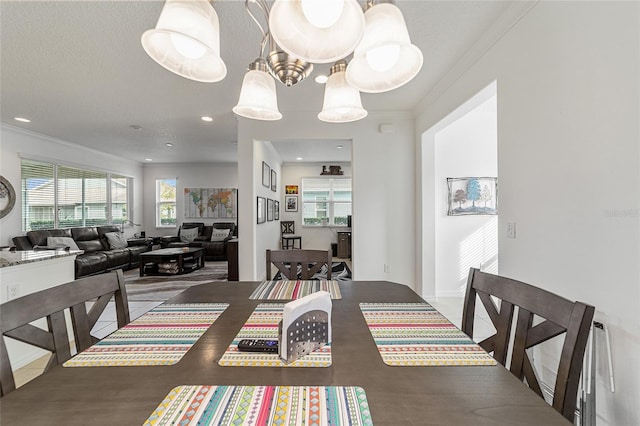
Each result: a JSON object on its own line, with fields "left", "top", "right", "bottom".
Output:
{"left": 271, "top": 169, "right": 277, "bottom": 192}
{"left": 285, "top": 185, "right": 298, "bottom": 194}
{"left": 447, "top": 177, "right": 497, "bottom": 216}
{"left": 262, "top": 162, "right": 270, "bottom": 188}
{"left": 267, "top": 198, "right": 274, "bottom": 221}
{"left": 274, "top": 200, "right": 280, "bottom": 220}
{"left": 0, "top": 175, "right": 16, "bottom": 219}
{"left": 184, "top": 188, "right": 237, "bottom": 219}
{"left": 257, "top": 196, "right": 266, "bottom": 224}
{"left": 285, "top": 195, "right": 298, "bottom": 212}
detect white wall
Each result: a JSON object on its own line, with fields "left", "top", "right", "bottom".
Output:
{"left": 142, "top": 162, "right": 238, "bottom": 238}
{"left": 280, "top": 162, "right": 352, "bottom": 253}
{"left": 434, "top": 94, "right": 497, "bottom": 296}
{"left": 0, "top": 125, "right": 144, "bottom": 245}
{"left": 237, "top": 111, "right": 416, "bottom": 288}
{"left": 416, "top": 2, "right": 639, "bottom": 424}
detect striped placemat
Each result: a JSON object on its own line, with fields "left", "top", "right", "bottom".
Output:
{"left": 359, "top": 303, "right": 497, "bottom": 366}
{"left": 144, "top": 385, "right": 372, "bottom": 426}
{"left": 218, "top": 303, "right": 331, "bottom": 367}
{"left": 249, "top": 280, "right": 342, "bottom": 300}
{"left": 63, "top": 303, "right": 228, "bottom": 367}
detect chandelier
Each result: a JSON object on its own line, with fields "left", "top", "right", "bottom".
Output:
{"left": 141, "top": 0, "right": 423, "bottom": 123}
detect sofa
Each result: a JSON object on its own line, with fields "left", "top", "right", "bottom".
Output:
{"left": 160, "top": 222, "right": 236, "bottom": 261}
{"left": 12, "top": 225, "right": 151, "bottom": 278}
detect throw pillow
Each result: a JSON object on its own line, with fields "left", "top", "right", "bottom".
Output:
{"left": 47, "top": 236, "right": 79, "bottom": 250}
{"left": 104, "top": 232, "right": 128, "bottom": 249}
{"left": 210, "top": 228, "right": 231, "bottom": 242}
{"left": 180, "top": 226, "right": 199, "bottom": 243}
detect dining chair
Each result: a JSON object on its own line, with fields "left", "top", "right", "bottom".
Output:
{"left": 461, "top": 268, "right": 594, "bottom": 422}
{"left": 266, "top": 249, "right": 332, "bottom": 280}
{"left": 0, "top": 269, "right": 130, "bottom": 396}
{"left": 280, "top": 221, "right": 302, "bottom": 250}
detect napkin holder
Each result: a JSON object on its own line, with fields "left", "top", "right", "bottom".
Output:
{"left": 278, "top": 291, "right": 332, "bottom": 364}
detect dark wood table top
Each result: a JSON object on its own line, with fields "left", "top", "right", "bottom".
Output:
{"left": 0, "top": 281, "right": 570, "bottom": 425}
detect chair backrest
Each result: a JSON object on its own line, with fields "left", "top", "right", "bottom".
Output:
{"left": 281, "top": 221, "right": 295, "bottom": 235}
{"left": 266, "top": 249, "right": 331, "bottom": 280}
{"left": 0, "top": 270, "right": 130, "bottom": 396}
{"left": 461, "top": 268, "right": 594, "bottom": 422}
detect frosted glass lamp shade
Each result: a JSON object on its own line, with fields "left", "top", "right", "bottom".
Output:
{"left": 346, "top": 3, "right": 423, "bottom": 93}
{"left": 141, "top": 0, "right": 226, "bottom": 82}
{"left": 233, "top": 69, "right": 282, "bottom": 121}
{"left": 318, "top": 68, "right": 367, "bottom": 123}
{"left": 269, "top": 0, "right": 365, "bottom": 63}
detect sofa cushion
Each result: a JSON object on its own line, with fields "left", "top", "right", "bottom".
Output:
{"left": 180, "top": 227, "right": 199, "bottom": 243}
{"left": 27, "top": 229, "right": 72, "bottom": 247}
{"left": 75, "top": 252, "right": 109, "bottom": 277}
{"left": 100, "top": 248, "right": 130, "bottom": 269}
{"left": 104, "top": 232, "right": 128, "bottom": 249}
{"left": 47, "top": 236, "right": 79, "bottom": 250}
{"left": 71, "top": 227, "right": 105, "bottom": 252}
{"left": 210, "top": 228, "right": 231, "bottom": 242}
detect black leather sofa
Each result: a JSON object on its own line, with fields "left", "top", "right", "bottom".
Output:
{"left": 12, "top": 225, "right": 151, "bottom": 278}
{"left": 160, "top": 222, "right": 236, "bottom": 261}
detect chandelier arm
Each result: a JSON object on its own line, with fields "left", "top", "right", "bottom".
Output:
{"left": 245, "top": 0, "right": 272, "bottom": 57}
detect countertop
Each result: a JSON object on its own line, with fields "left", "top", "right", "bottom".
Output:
{"left": 0, "top": 249, "right": 83, "bottom": 268}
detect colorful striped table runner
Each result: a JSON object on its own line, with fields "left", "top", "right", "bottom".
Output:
{"left": 218, "top": 303, "right": 331, "bottom": 367}
{"left": 63, "top": 303, "right": 228, "bottom": 367}
{"left": 249, "top": 280, "right": 342, "bottom": 300}
{"left": 144, "top": 385, "right": 372, "bottom": 426}
{"left": 359, "top": 303, "right": 497, "bottom": 366}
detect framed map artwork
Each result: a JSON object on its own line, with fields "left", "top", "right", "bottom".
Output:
{"left": 184, "top": 188, "right": 238, "bottom": 219}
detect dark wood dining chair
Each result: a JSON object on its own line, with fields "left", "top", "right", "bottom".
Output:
{"left": 0, "top": 270, "right": 130, "bottom": 396}
{"left": 266, "top": 249, "right": 331, "bottom": 280}
{"left": 462, "top": 268, "right": 594, "bottom": 422}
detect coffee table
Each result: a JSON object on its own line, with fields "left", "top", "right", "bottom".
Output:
{"left": 138, "top": 247, "right": 204, "bottom": 277}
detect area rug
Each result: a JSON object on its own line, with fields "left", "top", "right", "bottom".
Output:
{"left": 124, "top": 262, "right": 228, "bottom": 302}
{"left": 271, "top": 261, "right": 351, "bottom": 281}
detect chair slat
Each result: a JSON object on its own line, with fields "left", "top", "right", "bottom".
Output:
{"left": 266, "top": 250, "right": 332, "bottom": 280}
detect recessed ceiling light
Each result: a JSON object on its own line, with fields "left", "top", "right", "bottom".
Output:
{"left": 145, "top": 158, "right": 153, "bottom": 162}
{"left": 201, "top": 116, "right": 213, "bottom": 122}
{"left": 129, "top": 124, "right": 143, "bottom": 130}
{"left": 314, "top": 75, "right": 328, "bottom": 84}
{"left": 336, "top": 145, "right": 343, "bottom": 149}
{"left": 165, "top": 143, "right": 174, "bottom": 147}
{"left": 296, "top": 157, "right": 303, "bottom": 161}
{"left": 14, "top": 117, "right": 31, "bottom": 123}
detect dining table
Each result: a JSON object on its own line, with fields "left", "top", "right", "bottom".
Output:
{"left": 0, "top": 280, "right": 571, "bottom": 425}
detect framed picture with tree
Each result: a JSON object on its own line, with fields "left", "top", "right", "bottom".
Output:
{"left": 447, "top": 177, "right": 497, "bottom": 216}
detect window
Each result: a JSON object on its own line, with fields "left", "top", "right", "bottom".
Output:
{"left": 301, "top": 178, "right": 351, "bottom": 226}
{"left": 156, "top": 178, "right": 177, "bottom": 227}
{"left": 20, "top": 159, "right": 131, "bottom": 231}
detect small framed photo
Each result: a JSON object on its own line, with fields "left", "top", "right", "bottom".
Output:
{"left": 274, "top": 200, "right": 280, "bottom": 220}
{"left": 271, "top": 170, "right": 277, "bottom": 192}
{"left": 267, "top": 198, "right": 274, "bottom": 221}
{"left": 285, "top": 195, "right": 298, "bottom": 212}
{"left": 262, "top": 162, "right": 270, "bottom": 188}
{"left": 257, "top": 196, "right": 266, "bottom": 224}
{"left": 447, "top": 177, "right": 498, "bottom": 216}
{"left": 285, "top": 185, "right": 298, "bottom": 194}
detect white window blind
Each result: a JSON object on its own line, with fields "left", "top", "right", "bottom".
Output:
{"left": 20, "top": 159, "right": 131, "bottom": 231}
{"left": 301, "top": 178, "right": 352, "bottom": 226}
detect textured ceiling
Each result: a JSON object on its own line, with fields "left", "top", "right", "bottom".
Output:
{"left": 1, "top": 0, "right": 510, "bottom": 164}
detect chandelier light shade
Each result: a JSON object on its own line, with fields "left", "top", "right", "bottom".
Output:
{"left": 233, "top": 59, "right": 283, "bottom": 121}
{"left": 269, "top": 0, "right": 365, "bottom": 64}
{"left": 318, "top": 60, "right": 367, "bottom": 123}
{"left": 141, "top": 0, "right": 226, "bottom": 82}
{"left": 346, "top": 2, "right": 423, "bottom": 93}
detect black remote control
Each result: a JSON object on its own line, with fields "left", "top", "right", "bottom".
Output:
{"left": 237, "top": 339, "right": 279, "bottom": 353}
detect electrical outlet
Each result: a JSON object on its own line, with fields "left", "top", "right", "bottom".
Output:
{"left": 507, "top": 222, "right": 516, "bottom": 239}
{"left": 7, "top": 283, "right": 19, "bottom": 300}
